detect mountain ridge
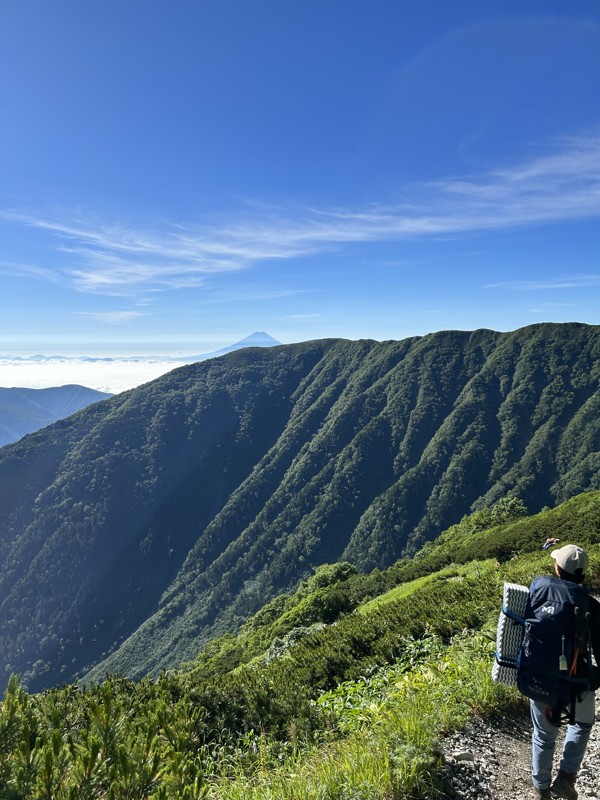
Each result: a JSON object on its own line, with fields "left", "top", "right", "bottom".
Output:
{"left": 0, "top": 322, "right": 599, "bottom": 691}
{"left": 0, "top": 384, "right": 112, "bottom": 447}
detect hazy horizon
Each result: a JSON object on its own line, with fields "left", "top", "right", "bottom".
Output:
{"left": 0, "top": 332, "right": 280, "bottom": 392}
{"left": 0, "top": 356, "right": 185, "bottom": 394}
{"left": 3, "top": 321, "right": 599, "bottom": 394}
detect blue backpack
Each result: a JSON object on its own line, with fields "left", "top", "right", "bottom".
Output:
{"left": 510, "top": 575, "right": 596, "bottom": 724}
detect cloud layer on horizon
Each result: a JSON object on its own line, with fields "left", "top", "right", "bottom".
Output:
{"left": 0, "top": 356, "right": 185, "bottom": 394}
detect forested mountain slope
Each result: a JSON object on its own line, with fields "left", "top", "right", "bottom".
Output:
{"left": 0, "top": 385, "right": 112, "bottom": 446}
{"left": 0, "top": 322, "right": 599, "bottom": 691}
{"left": 1, "top": 491, "right": 599, "bottom": 799}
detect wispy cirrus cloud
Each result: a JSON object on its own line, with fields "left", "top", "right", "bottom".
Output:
{"left": 487, "top": 275, "right": 600, "bottom": 291}
{"left": 282, "top": 313, "right": 323, "bottom": 320}
{"left": 76, "top": 310, "right": 148, "bottom": 324}
{"left": 197, "top": 287, "right": 311, "bottom": 305}
{"left": 0, "top": 259, "right": 64, "bottom": 283}
{"left": 2, "top": 133, "right": 600, "bottom": 296}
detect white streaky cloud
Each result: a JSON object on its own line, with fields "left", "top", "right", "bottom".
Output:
{"left": 487, "top": 275, "right": 600, "bottom": 290}
{"left": 282, "top": 313, "right": 323, "bottom": 320}
{"left": 199, "top": 288, "right": 312, "bottom": 304}
{"left": 76, "top": 311, "right": 148, "bottom": 324}
{"left": 0, "top": 260, "right": 64, "bottom": 283}
{"left": 2, "top": 134, "right": 600, "bottom": 296}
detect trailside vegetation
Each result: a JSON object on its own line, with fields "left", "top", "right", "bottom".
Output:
{"left": 0, "top": 491, "right": 599, "bottom": 799}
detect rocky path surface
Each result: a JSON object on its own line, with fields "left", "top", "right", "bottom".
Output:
{"left": 438, "top": 698, "right": 600, "bottom": 800}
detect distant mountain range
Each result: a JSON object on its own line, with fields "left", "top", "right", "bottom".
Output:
{"left": 0, "top": 385, "right": 112, "bottom": 447}
{"left": 0, "top": 332, "right": 282, "bottom": 366}
{"left": 0, "top": 322, "right": 599, "bottom": 693}
{"left": 0, "top": 333, "right": 281, "bottom": 441}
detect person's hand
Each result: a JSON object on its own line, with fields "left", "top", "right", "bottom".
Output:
{"left": 542, "top": 537, "right": 560, "bottom": 551}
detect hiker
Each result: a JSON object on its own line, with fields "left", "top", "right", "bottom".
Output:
{"left": 530, "top": 544, "right": 600, "bottom": 800}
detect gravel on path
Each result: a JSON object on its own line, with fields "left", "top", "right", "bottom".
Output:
{"left": 436, "top": 698, "right": 600, "bottom": 800}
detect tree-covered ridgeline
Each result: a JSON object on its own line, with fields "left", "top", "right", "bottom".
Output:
{"left": 0, "top": 492, "right": 599, "bottom": 799}
{"left": 0, "top": 323, "right": 599, "bottom": 691}
{"left": 0, "top": 385, "right": 112, "bottom": 447}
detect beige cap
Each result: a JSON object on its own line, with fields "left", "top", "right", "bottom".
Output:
{"left": 551, "top": 544, "right": 589, "bottom": 575}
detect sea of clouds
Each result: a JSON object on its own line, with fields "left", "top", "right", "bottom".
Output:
{"left": 0, "top": 356, "right": 187, "bottom": 394}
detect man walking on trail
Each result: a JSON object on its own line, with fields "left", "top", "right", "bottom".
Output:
{"left": 530, "top": 544, "right": 600, "bottom": 800}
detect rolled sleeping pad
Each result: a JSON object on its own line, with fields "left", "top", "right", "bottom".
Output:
{"left": 492, "top": 582, "right": 529, "bottom": 686}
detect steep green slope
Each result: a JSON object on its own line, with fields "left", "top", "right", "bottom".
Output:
{"left": 177, "top": 488, "right": 600, "bottom": 685}
{"left": 0, "top": 323, "right": 599, "bottom": 692}
{"left": 1, "top": 492, "right": 599, "bottom": 800}
{"left": 0, "top": 341, "right": 327, "bottom": 691}
{"left": 89, "top": 323, "right": 600, "bottom": 684}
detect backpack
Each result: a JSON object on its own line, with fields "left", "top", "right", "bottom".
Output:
{"left": 493, "top": 576, "right": 597, "bottom": 724}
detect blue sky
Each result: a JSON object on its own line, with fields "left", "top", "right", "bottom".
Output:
{"left": 1, "top": 0, "right": 600, "bottom": 373}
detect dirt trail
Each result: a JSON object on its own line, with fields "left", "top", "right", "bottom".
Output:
{"left": 438, "top": 698, "right": 600, "bottom": 799}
